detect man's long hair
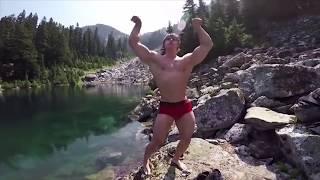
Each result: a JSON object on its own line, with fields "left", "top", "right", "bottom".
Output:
{"left": 160, "top": 33, "right": 181, "bottom": 55}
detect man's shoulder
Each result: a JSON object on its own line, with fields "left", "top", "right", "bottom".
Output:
{"left": 176, "top": 53, "right": 192, "bottom": 62}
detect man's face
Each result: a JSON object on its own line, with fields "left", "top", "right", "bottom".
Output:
{"left": 164, "top": 34, "right": 180, "bottom": 51}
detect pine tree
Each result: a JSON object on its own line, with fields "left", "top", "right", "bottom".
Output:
{"left": 81, "top": 28, "right": 90, "bottom": 55}
{"left": 13, "top": 23, "right": 39, "bottom": 80}
{"left": 183, "top": 0, "right": 197, "bottom": 19}
{"left": 93, "top": 27, "right": 100, "bottom": 56}
{"left": 179, "top": 0, "right": 199, "bottom": 56}
{"left": 166, "top": 21, "right": 174, "bottom": 33}
{"left": 116, "top": 38, "right": 123, "bottom": 58}
{"left": 197, "top": 0, "right": 209, "bottom": 23}
{"left": 105, "top": 32, "right": 116, "bottom": 59}
{"left": 225, "top": 0, "right": 240, "bottom": 24}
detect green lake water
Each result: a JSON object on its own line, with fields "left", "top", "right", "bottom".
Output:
{"left": 0, "top": 85, "right": 149, "bottom": 180}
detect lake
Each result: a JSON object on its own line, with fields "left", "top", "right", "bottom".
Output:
{"left": 0, "top": 84, "right": 149, "bottom": 180}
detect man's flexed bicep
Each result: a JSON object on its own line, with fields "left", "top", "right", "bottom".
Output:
{"left": 182, "top": 18, "right": 213, "bottom": 67}
{"left": 129, "top": 16, "right": 157, "bottom": 64}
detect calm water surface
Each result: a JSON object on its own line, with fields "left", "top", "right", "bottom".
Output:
{"left": 0, "top": 84, "right": 149, "bottom": 180}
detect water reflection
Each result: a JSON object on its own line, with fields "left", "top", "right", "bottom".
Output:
{"left": 85, "top": 84, "right": 147, "bottom": 97}
{"left": 0, "top": 85, "right": 147, "bottom": 169}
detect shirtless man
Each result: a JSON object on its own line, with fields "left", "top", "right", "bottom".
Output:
{"left": 129, "top": 16, "right": 213, "bottom": 175}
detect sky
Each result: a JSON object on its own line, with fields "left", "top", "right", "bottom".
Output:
{"left": 0, "top": 0, "right": 211, "bottom": 34}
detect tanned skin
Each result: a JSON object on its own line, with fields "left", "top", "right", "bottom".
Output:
{"left": 129, "top": 15, "right": 213, "bottom": 175}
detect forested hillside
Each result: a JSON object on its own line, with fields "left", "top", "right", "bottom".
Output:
{"left": 0, "top": 10, "right": 129, "bottom": 89}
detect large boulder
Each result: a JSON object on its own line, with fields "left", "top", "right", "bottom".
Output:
{"left": 124, "top": 138, "right": 276, "bottom": 180}
{"left": 236, "top": 64, "right": 320, "bottom": 100}
{"left": 128, "top": 95, "right": 160, "bottom": 122}
{"left": 194, "top": 88, "right": 246, "bottom": 137}
{"left": 244, "top": 107, "right": 297, "bottom": 130}
{"left": 276, "top": 124, "right": 320, "bottom": 180}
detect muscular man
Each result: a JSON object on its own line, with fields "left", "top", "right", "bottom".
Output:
{"left": 129, "top": 16, "right": 213, "bottom": 175}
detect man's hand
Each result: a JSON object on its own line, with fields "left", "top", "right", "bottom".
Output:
{"left": 192, "top": 18, "right": 203, "bottom": 29}
{"left": 131, "top": 16, "right": 142, "bottom": 26}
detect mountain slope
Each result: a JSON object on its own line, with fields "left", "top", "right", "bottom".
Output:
{"left": 82, "top": 24, "right": 128, "bottom": 45}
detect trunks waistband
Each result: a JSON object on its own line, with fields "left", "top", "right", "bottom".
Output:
{"left": 160, "top": 99, "right": 190, "bottom": 106}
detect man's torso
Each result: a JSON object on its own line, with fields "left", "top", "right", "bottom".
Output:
{"left": 148, "top": 54, "right": 193, "bottom": 102}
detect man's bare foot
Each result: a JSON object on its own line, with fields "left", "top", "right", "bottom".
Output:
{"left": 142, "top": 161, "right": 151, "bottom": 175}
{"left": 170, "top": 160, "right": 191, "bottom": 174}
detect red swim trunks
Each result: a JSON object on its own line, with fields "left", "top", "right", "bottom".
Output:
{"left": 159, "top": 99, "right": 193, "bottom": 120}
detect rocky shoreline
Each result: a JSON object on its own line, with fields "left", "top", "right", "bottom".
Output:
{"left": 82, "top": 58, "right": 152, "bottom": 88}
{"left": 87, "top": 16, "right": 320, "bottom": 180}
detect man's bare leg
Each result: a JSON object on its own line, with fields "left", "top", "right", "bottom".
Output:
{"left": 171, "top": 111, "right": 195, "bottom": 171}
{"left": 143, "top": 114, "right": 174, "bottom": 174}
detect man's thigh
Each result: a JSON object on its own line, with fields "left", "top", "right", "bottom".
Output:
{"left": 152, "top": 114, "right": 174, "bottom": 143}
{"left": 175, "top": 111, "right": 195, "bottom": 139}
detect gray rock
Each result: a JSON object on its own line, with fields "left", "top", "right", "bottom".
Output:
{"left": 251, "top": 96, "right": 286, "bottom": 108}
{"left": 247, "top": 129, "right": 282, "bottom": 159}
{"left": 293, "top": 58, "right": 320, "bottom": 67}
{"left": 221, "top": 52, "right": 252, "bottom": 68}
{"left": 128, "top": 95, "right": 160, "bottom": 122}
{"left": 224, "top": 123, "right": 252, "bottom": 143}
{"left": 235, "top": 145, "right": 251, "bottom": 156}
{"left": 186, "top": 87, "right": 200, "bottom": 99}
{"left": 248, "top": 140, "right": 279, "bottom": 159}
{"left": 262, "top": 57, "right": 289, "bottom": 64}
{"left": 220, "top": 82, "right": 237, "bottom": 89}
{"left": 199, "top": 86, "right": 220, "bottom": 96}
{"left": 84, "top": 74, "right": 97, "bottom": 81}
{"left": 277, "top": 49, "right": 293, "bottom": 58}
{"left": 194, "top": 88, "right": 245, "bottom": 138}
{"left": 309, "top": 123, "right": 320, "bottom": 135}
{"left": 237, "top": 64, "right": 320, "bottom": 100}
{"left": 291, "top": 88, "right": 320, "bottom": 123}
{"left": 245, "top": 107, "right": 297, "bottom": 130}
{"left": 196, "top": 94, "right": 211, "bottom": 106}
{"left": 167, "top": 126, "right": 180, "bottom": 143}
{"left": 276, "top": 124, "right": 320, "bottom": 180}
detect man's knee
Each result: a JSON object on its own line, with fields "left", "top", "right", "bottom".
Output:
{"left": 151, "top": 136, "right": 166, "bottom": 146}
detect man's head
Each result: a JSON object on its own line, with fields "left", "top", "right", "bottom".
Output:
{"left": 161, "top": 33, "right": 181, "bottom": 55}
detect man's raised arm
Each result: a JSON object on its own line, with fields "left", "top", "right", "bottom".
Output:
{"left": 183, "top": 18, "right": 213, "bottom": 66}
{"left": 129, "top": 16, "right": 156, "bottom": 64}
